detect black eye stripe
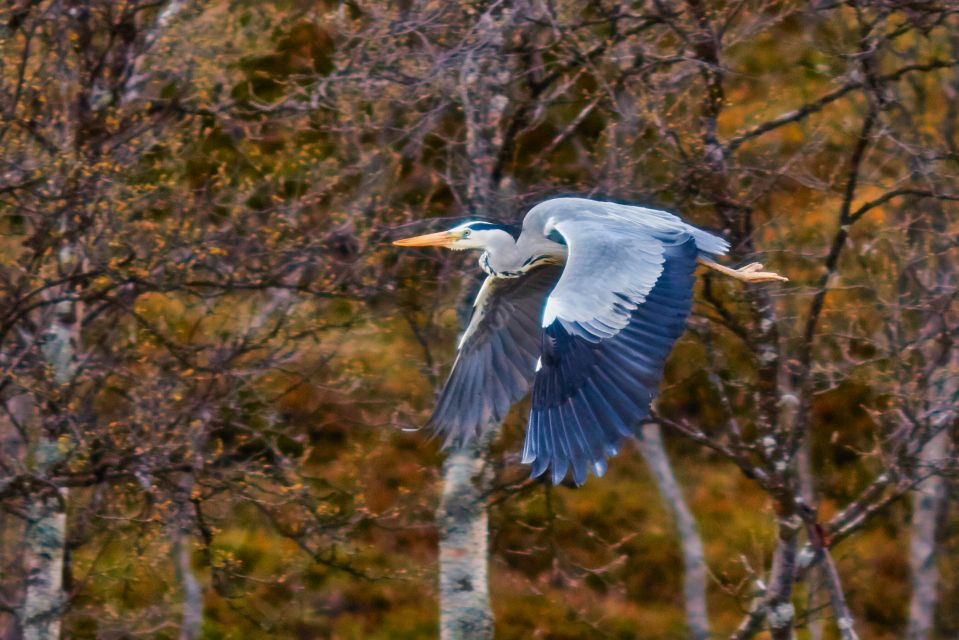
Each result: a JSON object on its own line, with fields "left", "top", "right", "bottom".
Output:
{"left": 465, "top": 222, "right": 522, "bottom": 239}
{"left": 467, "top": 223, "right": 501, "bottom": 232}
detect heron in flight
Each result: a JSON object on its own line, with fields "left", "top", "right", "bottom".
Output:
{"left": 394, "top": 197, "right": 786, "bottom": 485}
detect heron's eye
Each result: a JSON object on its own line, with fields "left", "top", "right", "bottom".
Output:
{"left": 462, "top": 229, "right": 471, "bottom": 238}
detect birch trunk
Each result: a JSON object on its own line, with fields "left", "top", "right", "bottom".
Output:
{"left": 437, "top": 2, "right": 518, "bottom": 636}
{"left": 166, "top": 469, "right": 204, "bottom": 640}
{"left": 637, "top": 424, "right": 710, "bottom": 640}
{"left": 905, "top": 430, "right": 948, "bottom": 640}
{"left": 21, "top": 444, "right": 68, "bottom": 640}
{"left": 760, "top": 512, "right": 801, "bottom": 640}
{"left": 22, "top": 289, "right": 77, "bottom": 640}
{"left": 905, "top": 236, "right": 958, "bottom": 639}
{"left": 905, "top": 348, "right": 956, "bottom": 640}
{"left": 438, "top": 441, "right": 494, "bottom": 639}
{"left": 796, "top": 438, "right": 823, "bottom": 640}
{"left": 174, "top": 525, "right": 202, "bottom": 640}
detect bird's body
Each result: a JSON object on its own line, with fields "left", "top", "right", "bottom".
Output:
{"left": 394, "top": 197, "right": 786, "bottom": 485}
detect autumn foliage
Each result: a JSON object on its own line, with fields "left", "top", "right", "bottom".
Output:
{"left": 1, "top": 1, "right": 957, "bottom": 638}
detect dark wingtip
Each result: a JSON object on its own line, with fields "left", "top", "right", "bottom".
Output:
{"left": 527, "top": 453, "right": 610, "bottom": 487}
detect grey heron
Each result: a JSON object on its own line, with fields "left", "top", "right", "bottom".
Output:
{"left": 394, "top": 197, "right": 786, "bottom": 485}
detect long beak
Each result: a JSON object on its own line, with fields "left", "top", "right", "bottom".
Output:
{"left": 392, "top": 230, "right": 457, "bottom": 247}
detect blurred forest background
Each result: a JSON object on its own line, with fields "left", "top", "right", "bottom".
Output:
{"left": 1, "top": 0, "right": 958, "bottom": 638}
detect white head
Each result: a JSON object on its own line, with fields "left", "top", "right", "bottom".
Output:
{"left": 393, "top": 220, "right": 519, "bottom": 252}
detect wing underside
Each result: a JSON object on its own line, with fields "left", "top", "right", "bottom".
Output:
{"left": 429, "top": 265, "right": 563, "bottom": 446}
{"left": 525, "top": 236, "right": 699, "bottom": 485}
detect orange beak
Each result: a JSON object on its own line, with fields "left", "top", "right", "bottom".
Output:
{"left": 392, "top": 230, "right": 458, "bottom": 247}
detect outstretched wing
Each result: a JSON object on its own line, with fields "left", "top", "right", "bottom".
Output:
{"left": 524, "top": 226, "right": 700, "bottom": 485}
{"left": 430, "top": 265, "right": 563, "bottom": 446}
{"left": 529, "top": 198, "right": 726, "bottom": 341}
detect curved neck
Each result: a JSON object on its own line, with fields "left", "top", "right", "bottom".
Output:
{"left": 477, "top": 232, "right": 520, "bottom": 277}
{"left": 481, "top": 233, "right": 566, "bottom": 277}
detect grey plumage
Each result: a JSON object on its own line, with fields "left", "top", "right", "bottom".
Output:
{"left": 394, "top": 197, "right": 777, "bottom": 486}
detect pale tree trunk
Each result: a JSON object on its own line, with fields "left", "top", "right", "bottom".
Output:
{"left": 906, "top": 430, "right": 948, "bottom": 640}
{"left": 172, "top": 471, "right": 202, "bottom": 640}
{"left": 155, "top": 466, "right": 204, "bottom": 640}
{"left": 765, "top": 515, "right": 800, "bottom": 640}
{"left": 731, "top": 511, "right": 801, "bottom": 640}
{"left": 906, "top": 349, "right": 957, "bottom": 640}
{"left": 792, "top": 384, "right": 838, "bottom": 640}
{"left": 796, "top": 434, "right": 823, "bottom": 640}
{"left": 905, "top": 200, "right": 958, "bottom": 639}
{"left": 135, "top": 463, "right": 203, "bottom": 640}
{"left": 438, "top": 439, "right": 494, "bottom": 639}
{"left": 438, "top": 2, "right": 519, "bottom": 637}
{"left": 21, "top": 447, "right": 68, "bottom": 640}
{"left": 22, "top": 281, "right": 78, "bottom": 640}
{"left": 636, "top": 424, "right": 710, "bottom": 640}
{"left": 173, "top": 527, "right": 202, "bottom": 640}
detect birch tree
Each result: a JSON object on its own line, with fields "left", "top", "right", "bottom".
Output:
{"left": 21, "top": 267, "right": 76, "bottom": 640}
{"left": 436, "top": 4, "right": 520, "bottom": 635}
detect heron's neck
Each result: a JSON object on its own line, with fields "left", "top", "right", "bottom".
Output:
{"left": 479, "top": 239, "right": 524, "bottom": 278}
{"left": 480, "top": 235, "right": 565, "bottom": 278}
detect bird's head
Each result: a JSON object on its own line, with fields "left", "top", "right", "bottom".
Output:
{"left": 393, "top": 221, "right": 518, "bottom": 252}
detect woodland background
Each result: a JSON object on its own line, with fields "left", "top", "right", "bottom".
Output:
{"left": 0, "top": 0, "right": 958, "bottom": 638}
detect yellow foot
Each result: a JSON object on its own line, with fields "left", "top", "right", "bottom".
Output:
{"left": 732, "top": 262, "right": 789, "bottom": 283}
{"left": 699, "top": 259, "right": 789, "bottom": 283}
